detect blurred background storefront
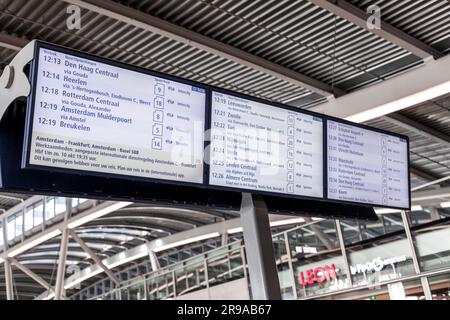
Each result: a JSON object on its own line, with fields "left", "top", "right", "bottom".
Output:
{"left": 272, "top": 203, "right": 450, "bottom": 300}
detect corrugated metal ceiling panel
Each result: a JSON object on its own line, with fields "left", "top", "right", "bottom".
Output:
{"left": 349, "top": 0, "right": 450, "bottom": 47}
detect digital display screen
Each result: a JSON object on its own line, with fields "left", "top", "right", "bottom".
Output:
{"left": 327, "top": 120, "right": 410, "bottom": 208}
{"left": 24, "top": 47, "right": 206, "bottom": 184}
{"left": 22, "top": 42, "right": 411, "bottom": 211}
{"left": 209, "top": 91, "right": 324, "bottom": 198}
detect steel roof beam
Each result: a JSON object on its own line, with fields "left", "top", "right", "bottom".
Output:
{"left": 68, "top": 229, "right": 121, "bottom": 286}
{"left": 33, "top": 214, "right": 312, "bottom": 298}
{"left": 411, "top": 186, "right": 450, "bottom": 202}
{"left": 0, "top": 33, "right": 29, "bottom": 51}
{"left": 310, "top": 53, "right": 450, "bottom": 122}
{"left": 9, "top": 258, "right": 55, "bottom": 294}
{"left": 410, "top": 166, "right": 440, "bottom": 182}
{"left": 0, "top": 201, "right": 131, "bottom": 261}
{"left": 383, "top": 113, "right": 450, "bottom": 147}
{"left": 64, "top": 0, "right": 340, "bottom": 98}
{"left": 308, "top": 0, "right": 443, "bottom": 60}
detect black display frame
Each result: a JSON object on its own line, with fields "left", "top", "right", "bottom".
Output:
{"left": 325, "top": 118, "right": 411, "bottom": 210}
{"left": 205, "top": 87, "right": 327, "bottom": 202}
{"left": 206, "top": 88, "right": 411, "bottom": 210}
{"left": 21, "top": 41, "right": 411, "bottom": 211}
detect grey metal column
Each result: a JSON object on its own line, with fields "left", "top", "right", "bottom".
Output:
{"left": 221, "top": 232, "right": 228, "bottom": 246}
{"left": 240, "top": 193, "right": 281, "bottom": 300}
{"left": 2, "top": 217, "right": 8, "bottom": 250}
{"left": 68, "top": 229, "right": 121, "bottom": 286}
{"left": 400, "top": 211, "right": 421, "bottom": 274}
{"left": 283, "top": 232, "right": 297, "bottom": 299}
{"left": 421, "top": 277, "right": 433, "bottom": 300}
{"left": 335, "top": 220, "right": 353, "bottom": 287}
{"left": 149, "top": 250, "right": 160, "bottom": 271}
{"left": 54, "top": 228, "right": 69, "bottom": 300}
{"left": 4, "top": 258, "right": 14, "bottom": 300}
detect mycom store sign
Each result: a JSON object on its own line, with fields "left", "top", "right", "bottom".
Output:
{"left": 350, "top": 256, "right": 407, "bottom": 275}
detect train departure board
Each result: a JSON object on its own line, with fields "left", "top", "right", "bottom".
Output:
{"left": 24, "top": 46, "right": 206, "bottom": 184}
{"left": 327, "top": 120, "right": 410, "bottom": 208}
{"left": 209, "top": 91, "right": 324, "bottom": 198}
{"left": 20, "top": 41, "right": 411, "bottom": 211}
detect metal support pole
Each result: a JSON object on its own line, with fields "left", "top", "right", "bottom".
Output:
{"left": 2, "top": 217, "right": 8, "bottom": 250}
{"left": 54, "top": 228, "right": 69, "bottom": 300}
{"left": 4, "top": 258, "right": 14, "bottom": 300}
{"left": 400, "top": 211, "right": 421, "bottom": 274}
{"left": 65, "top": 198, "right": 73, "bottom": 218}
{"left": 240, "top": 193, "right": 281, "bottom": 300}
{"left": 335, "top": 220, "right": 353, "bottom": 288}
{"left": 10, "top": 258, "right": 55, "bottom": 294}
{"left": 283, "top": 232, "right": 298, "bottom": 299}
{"left": 149, "top": 250, "right": 160, "bottom": 272}
{"left": 172, "top": 270, "right": 177, "bottom": 298}
{"left": 68, "top": 229, "right": 121, "bottom": 286}
{"left": 221, "top": 232, "right": 228, "bottom": 246}
{"left": 421, "top": 277, "right": 433, "bottom": 300}
{"left": 204, "top": 257, "right": 210, "bottom": 300}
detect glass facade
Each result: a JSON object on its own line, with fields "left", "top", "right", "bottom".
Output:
{"left": 3, "top": 193, "right": 449, "bottom": 301}
{"left": 409, "top": 208, "right": 450, "bottom": 272}
{"left": 341, "top": 213, "right": 416, "bottom": 288}
{"left": 428, "top": 273, "right": 450, "bottom": 300}
{"left": 269, "top": 205, "right": 450, "bottom": 300}
{"left": 0, "top": 197, "right": 90, "bottom": 249}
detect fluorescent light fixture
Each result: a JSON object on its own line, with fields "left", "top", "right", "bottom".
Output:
{"left": 7, "top": 229, "right": 61, "bottom": 258}
{"left": 269, "top": 217, "right": 305, "bottom": 227}
{"left": 105, "top": 249, "right": 148, "bottom": 269}
{"left": 227, "top": 227, "right": 243, "bottom": 234}
{"left": 375, "top": 208, "right": 400, "bottom": 214}
{"left": 440, "top": 202, "right": 450, "bottom": 208}
{"left": 67, "top": 202, "right": 131, "bottom": 229}
{"left": 346, "top": 81, "right": 450, "bottom": 123}
{"left": 375, "top": 205, "right": 422, "bottom": 214}
{"left": 153, "top": 232, "right": 221, "bottom": 252}
{"left": 228, "top": 217, "right": 321, "bottom": 234}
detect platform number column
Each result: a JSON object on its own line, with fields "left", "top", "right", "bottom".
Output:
{"left": 211, "top": 94, "right": 227, "bottom": 181}
{"left": 286, "top": 115, "right": 295, "bottom": 193}
{"left": 152, "top": 83, "right": 165, "bottom": 150}
{"left": 381, "top": 135, "right": 388, "bottom": 205}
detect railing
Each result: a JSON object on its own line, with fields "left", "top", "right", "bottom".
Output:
{"left": 90, "top": 240, "right": 246, "bottom": 300}
{"left": 86, "top": 219, "right": 327, "bottom": 300}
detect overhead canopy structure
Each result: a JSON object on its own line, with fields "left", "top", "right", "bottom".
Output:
{"left": 0, "top": 0, "right": 450, "bottom": 299}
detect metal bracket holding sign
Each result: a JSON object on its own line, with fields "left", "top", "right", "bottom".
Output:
{"left": 0, "top": 40, "right": 36, "bottom": 120}
{"left": 240, "top": 193, "right": 282, "bottom": 300}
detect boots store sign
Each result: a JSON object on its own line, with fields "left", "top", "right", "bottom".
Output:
{"left": 350, "top": 256, "right": 407, "bottom": 275}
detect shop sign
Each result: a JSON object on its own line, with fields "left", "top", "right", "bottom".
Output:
{"left": 299, "top": 264, "right": 337, "bottom": 286}
{"left": 295, "top": 246, "right": 318, "bottom": 254}
{"left": 350, "top": 256, "right": 407, "bottom": 275}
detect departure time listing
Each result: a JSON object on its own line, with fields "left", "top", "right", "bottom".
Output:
{"left": 209, "top": 92, "right": 324, "bottom": 198}
{"left": 28, "top": 48, "right": 206, "bottom": 184}
{"left": 327, "top": 120, "right": 409, "bottom": 208}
